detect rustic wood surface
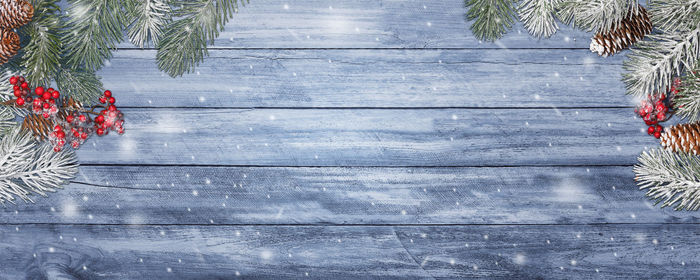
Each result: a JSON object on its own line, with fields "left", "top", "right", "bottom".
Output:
{"left": 1, "top": 0, "right": 696, "bottom": 278}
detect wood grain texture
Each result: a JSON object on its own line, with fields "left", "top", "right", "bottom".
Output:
{"left": 112, "top": 0, "right": 592, "bottom": 49}
{"left": 101, "top": 49, "right": 630, "bottom": 108}
{"left": 74, "top": 108, "right": 656, "bottom": 166}
{"left": 2, "top": 166, "right": 697, "bottom": 225}
{"left": 0, "top": 225, "right": 696, "bottom": 279}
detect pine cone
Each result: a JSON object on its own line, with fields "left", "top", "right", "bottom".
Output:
{"left": 589, "top": 5, "right": 652, "bottom": 57}
{"left": 0, "top": 0, "right": 33, "bottom": 29}
{"left": 22, "top": 113, "right": 55, "bottom": 140}
{"left": 0, "top": 28, "right": 19, "bottom": 65}
{"left": 660, "top": 123, "right": 700, "bottom": 155}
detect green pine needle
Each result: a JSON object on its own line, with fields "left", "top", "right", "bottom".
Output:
{"left": 21, "top": 0, "right": 63, "bottom": 87}
{"left": 62, "top": 0, "right": 124, "bottom": 72}
{"left": 519, "top": 0, "right": 561, "bottom": 38}
{"left": 55, "top": 68, "right": 104, "bottom": 103}
{"left": 464, "top": 0, "right": 517, "bottom": 42}
{"left": 125, "top": 0, "right": 171, "bottom": 48}
{"left": 674, "top": 62, "right": 700, "bottom": 121}
{"left": 157, "top": 0, "right": 242, "bottom": 77}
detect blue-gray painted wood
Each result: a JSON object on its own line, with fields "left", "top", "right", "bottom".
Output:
{"left": 2, "top": 0, "right": 690, "bottom": 278}
{"left": 0, "top": 225, "right": 696, "bottom": 279}
{"left": 100, "top": 49, "right": 631, "bottom": 108}
{"left": 74, "top": 108, "right": 657, "bottom": 166}
{"left": 2, "top": 166, "right": 697, "bottom": 225}
{"left": 112, "top": 0, "right": 593, "bottom": 49}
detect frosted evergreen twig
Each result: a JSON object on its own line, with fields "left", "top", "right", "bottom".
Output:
{"left": 125, "top": 0, "right": 171, "bottom": 48}
{"left": 635, "top": 149, "right": 700, "bottom": 210}
{"left": 623, "top": 29, "right": 700, "bottom": 98}
{"left": 20, "top": 0, "right": 63, "bottom": 87}
{"left": 519, "top": 0, "right": 561, "bottom": 38}
{"left": 0, "top": 128, "right": 78, "bottom": 203}
{"left": 673, "top": 62, "right": 700, "bottom": 121}
{"left": 464, "top": 0, "right": 517, "bottom": 42}
{"left": 62, "top": 0, "right": 124, "bottom": 72}
{"left": 557, "top": 0, "right": 637, "bottom": 33}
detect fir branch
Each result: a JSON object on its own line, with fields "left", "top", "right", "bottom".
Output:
{"left": 20, "top": 0, "right": 63, "bottom": 87}
{"left": 0, "top": 70, "right": 26, "bottom": 116}
{"left": 464, "top": 0, "right": 517, "bottom": 42}
{"left": 0, "top": 107, "right": 14, "bottom": 137}
{"left": 0, "top": 127, "right": 77, "bottom": 203}
{"left": 157, "top": 0, "right": 242, "bottom": 77}
{"left": 55, "top": 68, "right": 104, "bottom": 103}
{"left": 650, "top": 0, "right": 700, "bottom": 33}
{"left": 519, "top": 0, "right": 561, "bottom": 38}
{"left": 62, "top": 0, "right": 124, "bottom": 72}
{"left": 623, "top": 29, "right": 700, "bottom": 98}
{"left": 557, "top": 0, "right": 637, "bottom": 33}
{"left": 125, "top": 0, "right": 171, "bottom": 48}
{"left": 674, "top": 62, "right": 700, "bottom": 121}
{"left": 635, "top": 149, "right": 700, "bottom": 210}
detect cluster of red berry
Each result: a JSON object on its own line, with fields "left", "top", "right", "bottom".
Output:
{"left": 8, "top": 76, "right": 125, "bottom": 152}
{"left": 634, "top": 78, "right": 680, "bottom": 139}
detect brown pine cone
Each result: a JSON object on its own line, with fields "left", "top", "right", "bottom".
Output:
{"left": 589, "top": 5, "right": 652, "bottom": 57}
{"left": 0, "top": 28, "right": 19, "bottom": 64}
{"left": 660, "top": 123, "right": 700, "bottom": 155}
{"left": 0, "top": 0, "right": 33, "bottom": 29}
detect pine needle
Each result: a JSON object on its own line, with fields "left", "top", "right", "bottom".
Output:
{"left": 519, "top": 0, "right": 561, "bottom": 38}
{"left": 674, "top": 62, "right": 700, "bottom": 121}
{"left": 635, "top": 149, "right": 700, "bottom": 210}
{"left": 464, "top": 0, "right": 517, "bottom": 42}
{"left": 55, "top": 68, "right": 104, "bottom": 103}
{"left": 157, "top": 0, "right": 242, "bottom": 77}
{"left": 20, "top": 0, "right": 63, "bottom": 87}
{"left": 556, "top": 0, "right": 637, "bottom": 34}
{"left": 125, "top": 0, "right": 171, "bottom": 48}
{"left": 62, "top": 0, "right": 124, "bottom": 72}
{"left": 0, "top": 127, "right": 78, "bottom": 203}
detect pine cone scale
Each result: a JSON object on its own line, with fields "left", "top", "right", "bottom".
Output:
{"left": 660, "top": 123, "right": 700, "bottom": 155}
{"left": 590, "top": 5, "right": 652, "bottom": 57}
{"left": 0, "top": 28, "right": 19, "bottom": 64}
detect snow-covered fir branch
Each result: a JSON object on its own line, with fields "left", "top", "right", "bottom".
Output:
{"left": 557, "top": 0, "right": 637, "bottom": 33}
{"left": 674, "top": 62, "right": 700, "bottom": 121}
{"left": 635, "top": 149, "right": 700, "bottom": 210}
{"left": 519, "top": 0, "right": 561, "bottom": 38}
{"left": 0, "top": 128, "right": 78, "bottom": 203}
{"left": 126, "top": 0, "right": 171, "bottom": 48}
{"left": 464, "top": 0, "right": 517, "bottom": 42}
{"left": 623, "top": 29, "right": 700, "bottom": 98}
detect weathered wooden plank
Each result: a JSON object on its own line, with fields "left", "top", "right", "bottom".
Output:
{"left": 101, "top": 49, "right": 629, "bottom": 108}
{"left": 74, "top": 108, "right": 655, "bottom": 166}
{"left": 2, "top": 166, "right": 697, "bottom": 225}
{"left": 0, "top": 224, "right": 696, "bottom": 279}
{"left": 110, "top": 0, "right": 591, "bottom": 49}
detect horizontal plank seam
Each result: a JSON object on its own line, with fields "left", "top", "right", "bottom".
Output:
{"left": 116, "top": 106, "right": 634, "bottom": 110}
{"left": 2, "top": 223, "right": 697, "bottom": 226}
{"left": 78, "top": 164, "right": 635, "bottom": 168}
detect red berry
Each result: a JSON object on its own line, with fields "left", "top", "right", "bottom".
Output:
{"left": 42, "top": 102, "right": 50, "bottom": 109}
{"left": 108, "top": 105, "right": 116, "bottom": 111}
{"left": 108, "top": 97, "right": 115, "bottom": 104}
{"left": 79, "top": 115, "right": 87, "bottom": 122}
{"left": 42, "top": 93, "right": 51, "bottom": 101}
{"left": 96, "top": 128, "right": 104, "bottom": 136}
{"left": 47, "top": 87, "right": 54, "bottom": 92}
{"left": 95, "top": 115, "right": 104, "bottom": 123}
{"left": 648, "top": 126, "right": 655, "bottom": 135}
{"left": 80, "top": 133, "right": 88, "bottom": 140}
{"left": 9, "top": 76, "right": 17, "bottom": 85}
{"left": 42, "top": 113, "right": 49, "bottom": 119}
{"left": 655, "top": 104, "right": 665, "bottom": 112}
{"left": 33, "top": 99, "right": 42, "bottom": 106}
{"left": 56, "top": 131, "right": 65, "bottom": 139}
{"left": 35, "top": 86, "right": 44, "bottom": 96}
{"left": 66, "top": 115, "right": 74, "bottom": 123}
{"left": 655, "top": 125, "right": 663, "bottom": 133}
{"left": 654, "top": 131, "right": 661, "bottom": 139}
{"left": 52, "top": 91, "right": 60, "bottom": 99}
{"left": 99, "top": 97, "right": 106, "bottom": 104}
{"left": 20, "top": 82, "right": 28, "bottom": 89}
{"left": 13, "top": 85, "right": 19, "bottom": 91}
{"left": 73, "top": 131, "right": 80, "bottom": 137}
{"left": 54, "top": 125, "right": 62, "bottom": 132}
{"left": 13, "top": 90, "right": 21, "bottom": 97}
{"left": 657, "top": 112, "right": 666, "bottom": 120}
{"left": 53, "top": 146, "right": 61, "bottom": 152}
{"left": 104, "top": 90, "right": 112, "bottom": 98}
{"left": 15, "top": 98, "right": 24, "bottom": 106}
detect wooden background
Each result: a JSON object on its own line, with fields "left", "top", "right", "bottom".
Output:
{"left": 2, "top": 0, "right": 698, "bottom": 278}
